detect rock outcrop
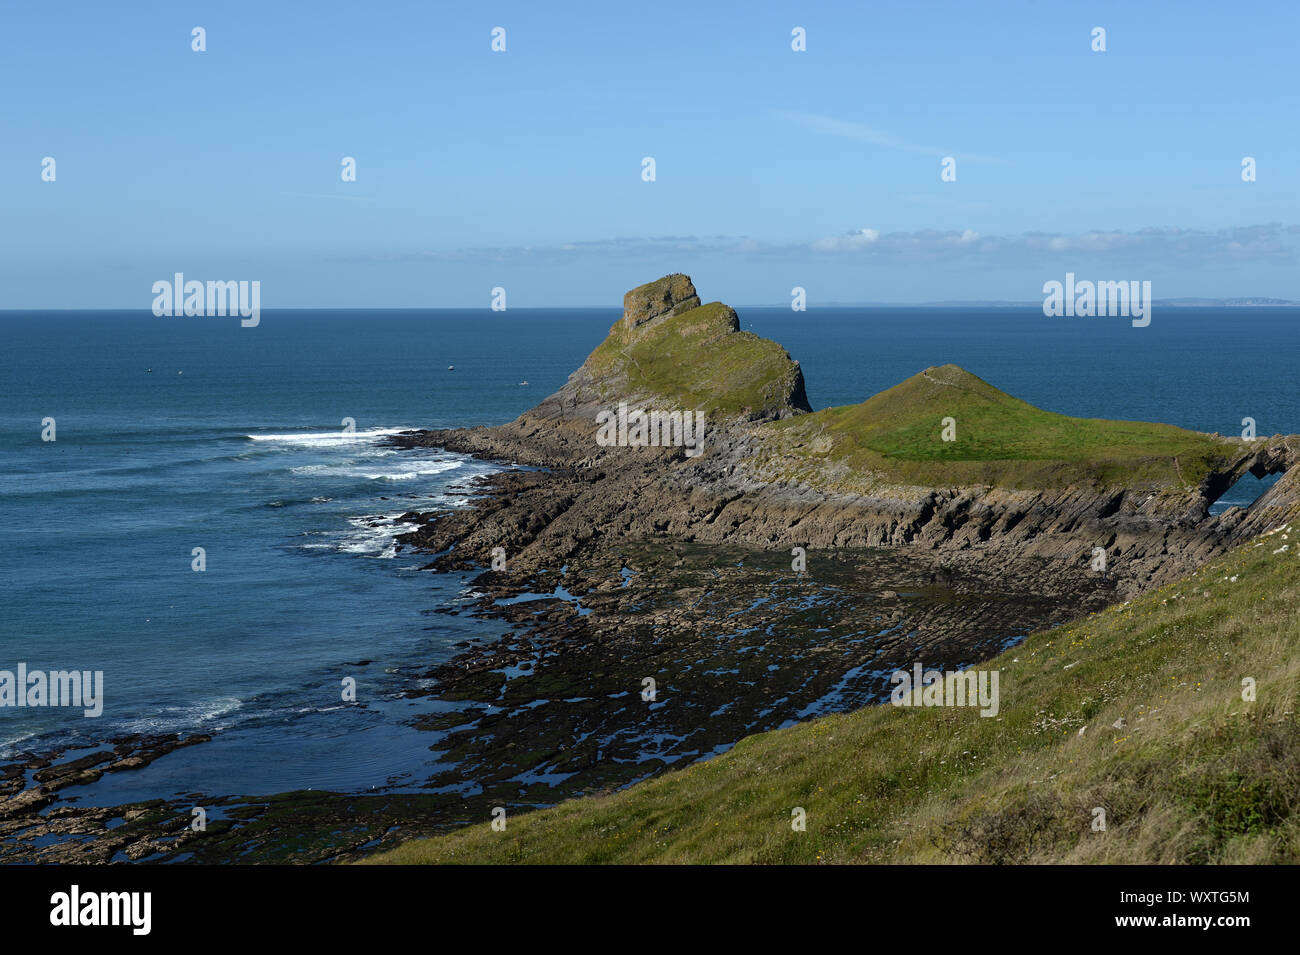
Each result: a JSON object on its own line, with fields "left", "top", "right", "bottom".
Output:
{"left": 621, "top": 273, "right": 701, "bottom": 330}
{"left": 433, "top": 275, "right": 810, "bottom": 467}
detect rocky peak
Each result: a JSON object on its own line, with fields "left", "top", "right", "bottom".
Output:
{"left": 622, "top": 274, "right": 702, "bottom": 331}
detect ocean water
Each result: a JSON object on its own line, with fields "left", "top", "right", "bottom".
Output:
{"left": 1, "top": 306, "right": 1296, "bottom": 799}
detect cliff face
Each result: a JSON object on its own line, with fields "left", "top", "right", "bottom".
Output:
{"left": 394, "top": 274, "right": 1300, "bottom": 597}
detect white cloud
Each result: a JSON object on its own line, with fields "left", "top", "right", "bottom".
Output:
{"left": 812, "top": 228, "right": 880, "bottom": 252}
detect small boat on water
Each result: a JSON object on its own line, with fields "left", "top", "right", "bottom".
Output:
{"left": 447, "top": 365, "right": 454, "bottom": 370}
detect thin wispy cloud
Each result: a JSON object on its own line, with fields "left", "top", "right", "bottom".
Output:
{"left": 364, "top": 224, "right": 1300, "bottom": 269}
{"left": 775, "top": 110, "right": 1008, "bottom": 165}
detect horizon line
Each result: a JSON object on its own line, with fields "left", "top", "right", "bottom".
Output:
{"left": 2, "top": 300, "right": 1297, "bottom": 312}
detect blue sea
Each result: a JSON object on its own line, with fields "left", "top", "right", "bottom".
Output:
{"left": 2, "top": 306, "right": 1297, "bottom": 802}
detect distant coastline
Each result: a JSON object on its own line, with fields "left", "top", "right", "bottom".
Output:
{"left": 740, "top": 297, "right": 1300, "bottom": 309}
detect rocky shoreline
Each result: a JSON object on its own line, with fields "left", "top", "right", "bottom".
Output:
{"left": 3, "top": 526, "right": 1102, "bottom": 863}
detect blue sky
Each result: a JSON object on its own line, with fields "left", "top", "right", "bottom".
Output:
{"left": 3, "top": 0, "right": 1298, "bottom": 307}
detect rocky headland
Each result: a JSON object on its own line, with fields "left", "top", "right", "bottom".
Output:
{"left": 395, "top": 272, "right": 1300, "bottom": 597}
{"left": 6, "top": 274, "right": 1298, "bottom": 864}
{"left": 363, "top": 274, "right": 1300, "bottom": 850}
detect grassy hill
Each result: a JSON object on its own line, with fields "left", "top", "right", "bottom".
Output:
{"left": 364, "top": 523, "right": 1300, "bottom": 864}
{"left": 759, "top": 364, "right": 1236, "bottom": 492}
{"left": 580, "top": 301, "right": 809, "bottom": 420}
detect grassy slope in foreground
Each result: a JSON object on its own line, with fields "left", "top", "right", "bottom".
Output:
{"left": 581, "top": 301, "right": 808, "bottom": 419}
{"left": 761, "top": 363, "right": 1233, "bottom": 492}
{"left": 365, "top": 525, "right": 1300, "bottom": 864}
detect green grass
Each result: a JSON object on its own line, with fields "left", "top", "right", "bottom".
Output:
{"left": 762, "top": 364, "right": 1235, "bottom": 491}
{"left": 576, "top": 311, "right": 1234, "bottom": 494}
{"left": 363, "top": 523, "right": 1300, "bottom": 864}
{"left": 582, "top": 301, "right": 806, "bottom": 419}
